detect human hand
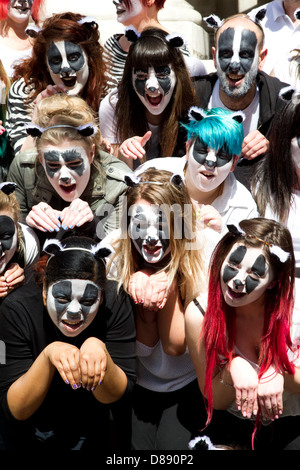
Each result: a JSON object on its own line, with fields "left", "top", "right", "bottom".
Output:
{"left": 258, "top": 366, "right": 284, "bottom": 421}
{"left": 79, "top": 337, "right": 108, "bottom": 391}
{"left": 101, "top": 137, "right": 113, "bottom": 154}
{"left": 45, "top": 341, "right": 82, "bottom": 389}
{"left": 118, "top": 131, "right": 152, "bottom": 160}
{"left": 230, "top": 356, "right": 259, "bottom": 418}
{"left": 0, "top": 263, "right": 25, "bottom": 297}
{"left": 32, "top": 84, "right": 67, "bottom": 121}
{"left": 0, "top": 120, "right": 5, "bottom": 135}
{"left": 60, "top": 199, "right": 94, "bottom": 230}
{"left": 128, "top": 269, "right": 170, "bottom": 310}
{"left": 242, "top": 130, "right": 269, "bottom": 160}
{"left": 26, "top": 202, "right": 61, "bottom": 232}
{"left": 196, "top": 204, "right": 222, "bottom": 233}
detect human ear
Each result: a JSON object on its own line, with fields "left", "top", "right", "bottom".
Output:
{"left": 230, "top": 155, "right": 239, "bottom": 172}
{"left": 90, "top": 144, "right": 95, "bottom": 164}
{"left": 212, "top": 46, "right": 217, "bottom": 68}
{"left": 42, "top": 284, "right": 47, "bottom": 307}
{"left": 258, "top": 48, "right": 268, "bottom": 70}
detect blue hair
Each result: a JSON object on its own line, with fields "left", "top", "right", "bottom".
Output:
{"left": 181, "top": 107, "right": 244, "bottom": 157}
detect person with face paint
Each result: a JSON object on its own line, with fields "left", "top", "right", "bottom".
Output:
{"left": 103, "top": 0, "right": 205, "bottom": 92}
{"left": 185, "top": 217, "right": 300, "bottom": 450}
{"left": 248, "top": 1, "right": 300, "bottom": 87}
{"left": 135, "top": 107, "right": 259, "bottom": 259}
{"left": 0, "top": 0, "right": 44, "bottom": 78}
{"left": 106, "top": 168, "right": 208, "bottom": 450}
{"left": 0, "top": 181, "right": 39, "bottom": 299}
{"left": 99, "top": 27, "right": 197, "bottom": 170}
{"left": 5, "top": 12, "right": 108, "bottom": 157}
{"left": 194, "top": 13, "right": 289, "bottom": 190}
{"left": 7, "top": 93, "right": 131, "bottom": 243}
{"left": 0, "top": 236, "right": 136, "bottom": 450}
{"left": 252, "top": 88, "right": 300, "bottom": 279}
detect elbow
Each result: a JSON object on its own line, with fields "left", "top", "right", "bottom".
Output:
{"left": 161, "top": 344, "right": 186, "bottom": 356}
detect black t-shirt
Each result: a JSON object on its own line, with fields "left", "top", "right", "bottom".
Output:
{"left": 0, "top": 280, "right": 136, "bottom": 450}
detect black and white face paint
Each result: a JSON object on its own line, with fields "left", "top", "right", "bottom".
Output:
{"left": 221, "top": 243, "right": 274, "bottom": 307}
{"left": 113, "top": 0, "right": 143, "bottom": 25}
{"left": 128, "top": 202, "right": 171, "bottom": 264}
{"left": 47, "top": 279, "right": 102, "bottom": 337}
{"left": 216, "top": 26, "right": 259, "bottom": 98}
{"left": 47, "top": 41, "right": 89, "bottom": 95}
{"left": 0, "top": 215, "right": 18, "bottom": 274}
{"left": 40, "top": 142, "right": 92, "bottom": 202}
{"left": 187, "top": 137, "right": 233, "bottom": 192}
{"left": 132, "top": 65, "right": 176, "bottom": 116}
{"left": 8, "top": 0, "right": 33, "bottom": 22}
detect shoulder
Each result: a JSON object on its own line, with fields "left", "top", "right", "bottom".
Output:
{"left": 0, "top": 282, "right": 43, "bottom": 326}
{"left": 257, "top": 70, "right": 289, "bottom": 95}
{"left": 99, "top": 150, "right": 132, "bottom": 183}
{"left": 225, "top": 173, "right": 258, "bottom": 209}
{"left": 102, "top": 280, "right": 134, "bottom": 323}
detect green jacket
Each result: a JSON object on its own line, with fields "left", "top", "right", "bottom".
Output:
{"left": 7, "top": 149, "right": 131, "bottom": 237}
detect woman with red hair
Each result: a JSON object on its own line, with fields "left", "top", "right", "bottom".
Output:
{"left": 185, "top": 217, "right": 300, "bottom": 450}
{"left": 0, "top": 0, "right": 44, "bottom": 77}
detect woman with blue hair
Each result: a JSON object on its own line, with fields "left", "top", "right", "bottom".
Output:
{"left": 136, "top": 106, "right": 258, "bottom": 238}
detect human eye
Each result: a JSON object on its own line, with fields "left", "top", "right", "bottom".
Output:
{"left": 68, "top": 52, "right": 81, "bottom": 62}
{"left": 240, "top": 50, "right": 253, "bottom": 59}
{"left": 220, "top": 49, "right": 232, "bottom": 58}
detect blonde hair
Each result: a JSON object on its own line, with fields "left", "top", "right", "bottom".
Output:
{"left": 111, "top": 168, "right": 206, "bottom": 307}
{"left": 34, "top": 93, "right": 104, "bottom": 173}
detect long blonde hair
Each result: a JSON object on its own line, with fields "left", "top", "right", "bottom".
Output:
{"left": 111, "top": 168, "right": 206, "bottom": 307}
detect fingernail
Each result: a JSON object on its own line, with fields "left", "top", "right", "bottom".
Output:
{"left": 69, "top": 225, "right": 74, "bottom": 229}
{"left": 65, "top": 380, "right": 69, "bottom": 384}
{"left": 139, "top": 300, "right": 144, "bottom": 304}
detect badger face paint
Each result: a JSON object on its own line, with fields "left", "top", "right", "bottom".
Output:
{"left": 7, "top": 0, "right": 33, "bottom": 22}
{"left": 132, "top": 65, "right": 176, "bottom": 116}
{"left": 0, "top": 215, "right": 18, "bottom": 274}
{"left": 40, "top": 142, "right": 92, "bottom": 202}
{"left": 216, "top": 26, "right": 259, "bottom": 98}
{"left": 187, "top": 138, "right": 233, "bottom": 192}
{"left": 47, "top": 279, "right": 102, "bottom": 337}
{"left": 47, "top": 41, "right": 89, "bottom": 95}
{"left": 220, "top": 243, "right": 274, "bottom": 307}
{"left": 128, "top": 201, "right": 170, "bottom": 264}
{"left": 113, "top": 0, "right": 143, "bottom": 25}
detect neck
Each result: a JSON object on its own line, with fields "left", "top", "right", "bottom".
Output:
{"left": 219, "top": 82, "right": 257, "bottom": 111}
{"left": 1, "top": 17, "right": 30, "bottom": 39}
{"left": 121, "top": 9, "right": 167, "bottom": 52}
{"left": 283, "top": 1, "right": 300, "bottom": 21}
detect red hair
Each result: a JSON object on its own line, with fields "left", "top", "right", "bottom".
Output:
{"left": 11, "top": 11, "right": 107, "bottom": 111}
{"left": 201, "top": 218, "right": 295, "bottom": 436}
{"left": 122, "top": 0, "right": 166, "bottom": 11}
{"left": 0, "top": 0, "right": 44, "bottom": 22}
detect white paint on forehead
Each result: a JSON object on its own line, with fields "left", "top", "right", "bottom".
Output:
{"left": 232, "top": 26, "right": 243, "bottom": 63}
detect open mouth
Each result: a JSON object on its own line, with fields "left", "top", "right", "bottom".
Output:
{"left": 146, "top": 93, "right": 163, "bottom": 107}
{"left": 59, "top": 183, "right": 76, "bottom": 194}
{"left": 142, "top": 244, "right": 162, "bottom": 256}
{"left": 201, "top": 171, "right": 215, "bottom": 180}
{"left": 116, "top": 8, "right": 126, "bottom": 15}
{"left": 62, "top": 319, "right": 84, "bottom": 332}
{"left": 227, "top": 73, "right": 244, "bottom": 86}
{"left": 227, "top": 286, "right": 246, "bottom": 299}
{"left": 61, "top": 76, "right": 77, "bottom": 88}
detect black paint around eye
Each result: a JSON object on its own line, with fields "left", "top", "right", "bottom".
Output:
{"left": 223, "top": 265, "right": 239, "bottom": 284}
{"left": 229, "top": 245, "right": 247, "bottom": 265}
{"left": 218, "top": 27, "right": 257, "bottom": 73}
{"left": 251, "top": 254, "right": 266, "bottom": 277}
{"left": 0, "top": 216, "right": 15, "bottom": 251}
{"left": 245, "top": 276, "right": 260, "bottom": 294}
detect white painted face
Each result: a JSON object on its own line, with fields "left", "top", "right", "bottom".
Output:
{"left": 132, "top": 65, "right": 176, "bottom": 116}
{"left": 39, "top": 141, "right": 93, "bottom": 202}
{"left": 220, "top": 243, "right": 274, "bottom": 308}
{"left": 216, "top": 25, "right": 260, "bottom": 98}
{"left": 291, "top": 136, "right": 300, "bottom": 181}
{"left": 46, "top": 41, "right": 89, "bottom": 95}
{"left": 187, "top": 138, "right": 234, "bottom": 193}
{"left": 128, "top": 200, "right": 171, "bottom": 264}
{"left": 46, "top": 279, "right": 102, "bottom": 337}
{"left": 0, "top": 214, "right": 18, "bottom": 274}
{"left": 7, "top": 0, "right": 33, "bottom": 23}
{"left": 113, "top": 0, "right": 143, "bottom": 25}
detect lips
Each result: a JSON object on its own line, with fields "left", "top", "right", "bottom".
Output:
{"left": 143, "top": 244, "right": 161, "bottom": 255}
{"left": 62, "top": 319, "right": 84, "bottom": 332}
{"left": 146, "top": 93, "right": 163, "bottom": 107}
{"left": 227, "top": 73, "right": 244, "bottom": 86}
{"left": 227, "top": 286, "right": 246, "bottom": 299}
{"left": 61, "top": 76, "right": 77, "bottom": 88}
{"left": 59, "top": 184, "right": 76, "bottom": 194}
{"left": 201, "top": 171, "right": 215, "bottom": 180}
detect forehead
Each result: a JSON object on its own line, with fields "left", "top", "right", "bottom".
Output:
{"left": 47, "top": 41, "right": 83, "bottom": 55}
{"left": 217, "top": 19, "right": 262, "bottom": 46}
{"left": 41, "top": 143, "right": 89, "bottom": 158}
{"left": 130, "top": 203, "right": 162, "bottom": 219}
{"left": 50, "top": 279, "right": 99, "bottom": 295}
{"left": 226, "top": 243, "right": 266, "bottom": 264}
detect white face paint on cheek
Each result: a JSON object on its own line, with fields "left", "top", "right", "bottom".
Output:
{"left": 128, "top": 203, "right": 171, "bottom": 264}
{"left": 8, "top": 0, "right": 33, "bottom": 22}
{"left": 46, "top": 279, "right": 101, "bottom": 337}
{"left": 41, "top": 144, "right": 92, "bottom": 202}
{"left": 187, "top": 143, "right": 233, "bottom": 193}
{"left": 220, "top": 244, "right": 274, "bottom": 308}
{"left": 114, "top": 0, "right": 143, "bottom": 24}
{"left": 0, "top": 216, "right": 18, "bottom": 274}
{"left": 132, "top": 65, "right": 177, "bottom": 117}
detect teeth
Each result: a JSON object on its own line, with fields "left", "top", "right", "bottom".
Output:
{"left": 228, "top": 74, "right": 243, "bottom": 80}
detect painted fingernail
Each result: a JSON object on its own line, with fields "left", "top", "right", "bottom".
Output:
{"left": 69, "top": 225, "right": 74, "bottom": 229}
{"left": 65, "top": 380, "right": 69, "bottom": 384}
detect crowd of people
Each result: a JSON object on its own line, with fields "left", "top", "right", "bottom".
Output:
{"left": 0, "top": 0, "right": 300, "bottom": 452}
